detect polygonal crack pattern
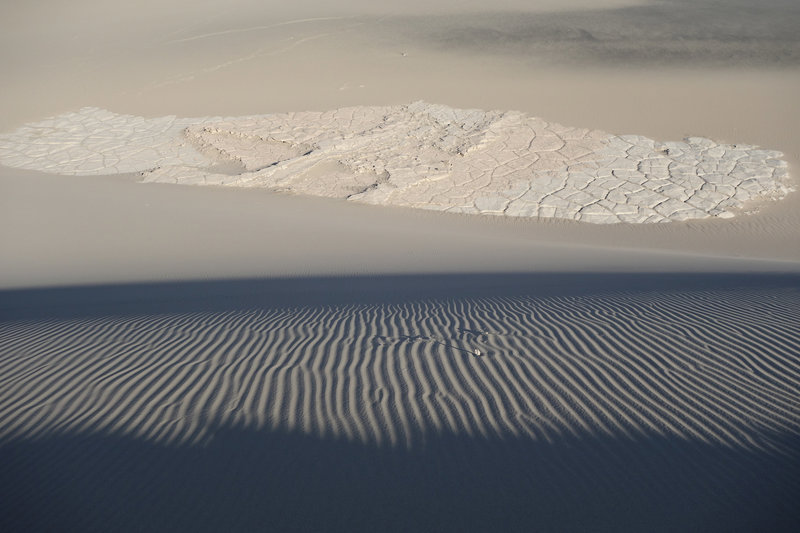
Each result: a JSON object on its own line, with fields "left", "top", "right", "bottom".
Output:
{"left": 0, "top": 102, "right": 792, "bottom": 224}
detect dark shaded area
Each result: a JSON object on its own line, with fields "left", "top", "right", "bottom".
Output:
{"left": 1, "top": 426, "right": 798, "bottom": 532}
{"left": 2, "top": 272, "right": 799, "bottom": 320}
{"left": 383, "top": 0, "right": 800, "bottom": 67}
{"left": 2, "top": 272, "right": 799, "bottom": 530}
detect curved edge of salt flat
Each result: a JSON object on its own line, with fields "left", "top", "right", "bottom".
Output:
{"left": 0, "top": 103, "right": 792, "bottom": 224}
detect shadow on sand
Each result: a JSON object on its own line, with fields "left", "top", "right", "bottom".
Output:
{"left": 2, "top": 272, "right": 799, "bottom": 320}
{"left": 2, "top": 425, "right": 799, "bottom": 532}
{"left": 1, "top": 272, "right": 799, "bottom": 531}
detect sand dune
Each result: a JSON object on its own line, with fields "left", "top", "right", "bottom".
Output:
{"left": 1, "top": 274, "right": 799, "bottom": 530}
{"left": 2, "top": 1, "right": 800, "bottom": 531}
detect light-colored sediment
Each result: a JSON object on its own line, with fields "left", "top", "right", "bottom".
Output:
{"left": 0, "top": 103, "right": 791, "bottom": 224}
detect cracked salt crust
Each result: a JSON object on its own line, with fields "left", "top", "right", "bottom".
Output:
{"left": 0, "top": 102, "right": 792, "bottom": 224}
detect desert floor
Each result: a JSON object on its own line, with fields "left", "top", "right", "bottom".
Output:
{"left": 1, "top": 1, "right": 799, "bottom": 531}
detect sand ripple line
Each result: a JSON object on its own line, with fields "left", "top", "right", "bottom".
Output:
{"left": 1, "top": 286, "right": 799, "bottom": 456}
{"left": 0, "top": 103, "right": 792, "bottom": 223}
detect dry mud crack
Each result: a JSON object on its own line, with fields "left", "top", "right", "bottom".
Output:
{"left": 0, "top": 102, "right": 792, "bottom": 224}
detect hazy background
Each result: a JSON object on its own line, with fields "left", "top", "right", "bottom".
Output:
{"left": 2, "top": 0, "right": 799, "bottom": 130}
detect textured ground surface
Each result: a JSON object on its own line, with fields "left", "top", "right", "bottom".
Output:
{"left": 0, "top": 103, "right": 791, "bottom": 223}
{"left": 2, "top": 275, "right": 799, "bottom": 531}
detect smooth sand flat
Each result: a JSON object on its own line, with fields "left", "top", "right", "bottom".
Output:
{"left": 1, "top": 1, "right": 799, "bottom": 532}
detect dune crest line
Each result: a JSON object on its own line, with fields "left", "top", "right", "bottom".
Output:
{"left": 0, "top": 102, "right": 791, "bottom": 223}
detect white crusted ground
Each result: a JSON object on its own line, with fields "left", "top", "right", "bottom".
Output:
{"left": 0, "top": 103, "right": 791, "bottom": 223}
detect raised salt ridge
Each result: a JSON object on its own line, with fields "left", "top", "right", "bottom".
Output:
{"left": 0, "top": 103, "right": 791, "bottom": 223}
